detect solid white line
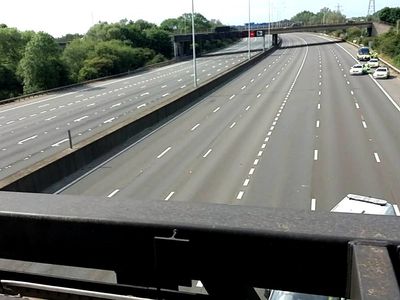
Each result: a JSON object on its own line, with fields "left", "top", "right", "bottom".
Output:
{"left": 393, "top": 204, "right": 400, "bottom": 216}
{"left": 229, "top": 122, "right": 236, "bottom": 129}
{"left": 107, "top": 189, "right": 120, "bottom": 198}
{"left": 165, "top": 192, "right": 175, "bottom": 201}
{"left": 157, "top": 147, "right": 171, "bottom": 159}
{"left": 213, "top": 107, "right": 220, "bottom": 113}
{"left": 362, "top": 121, "right": 367, "bottom": 128}
{"left": 190, "top": 123, "right": 200, "bottom": 131}
{"left": 249, "top": 168, "right": 255, "bottom": 175}
{"left": 17, "top": 135, "right": 38, "bottom": 145}
{"left": 311, "top": 198, "right": 316, "bottom": 211}
{"left": 314, "top": 150, "right": 319, "bottom": 161}
{"left": 243, "top": 179, "right": 250, "bottom": 187}
{"left": 203, "top": 149, "right": 212, "bottom": 158}
{"left": 38, "top": 104, "right": 49, "bottom": 108}
{"left": 237, "top": 191, "right": 244, "bottom": 200}
{"left": 374, "top": 152, "right": 381, "bottom": 163}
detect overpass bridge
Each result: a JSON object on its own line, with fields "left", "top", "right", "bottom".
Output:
{"left": 173, "top": 22, "right": 374, "bottom": 58}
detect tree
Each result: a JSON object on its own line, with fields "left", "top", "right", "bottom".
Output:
{"left": 0, "top": 27, "right": 28, "bottom": 70}
{"left": 376, "top": 7, "right": 400, "bottom": 24}
{"left": 291, "top": 11, "right": 316, "bottom": 25}
{"left": 62, "top": 38, "right": 95, "bottom": 82}
{"left": 18, "top": 32, "right": 68, "bottom": 93}
{"left": 0, "top": 64, "right": 22, "bottom": 100}
{"left": 144, "top": 28, "right": 172, "bottom": 58}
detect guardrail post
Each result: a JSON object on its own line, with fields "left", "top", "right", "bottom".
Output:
{"left": 68, "top": 130, "right": 73, "bottom": 149}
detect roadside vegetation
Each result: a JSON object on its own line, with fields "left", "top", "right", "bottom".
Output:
{"left": 291, "top": 7, "right": 400, "bottom": 68}
{"left": 0, "top": 13, "right": 227, "bottom": 100}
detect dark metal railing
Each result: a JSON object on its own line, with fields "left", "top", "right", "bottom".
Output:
{"left": 0, "top": 191, "right": 398, "bottom": 299}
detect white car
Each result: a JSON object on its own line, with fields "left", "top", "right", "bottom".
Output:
{"left": 367, "top": 58, "right": 379, "bottom": 68}
{"left": 349, "top": 64, "right": 364, "bottom": 75}
{"left": 373, "top": 67, "right": 390, "bottom": 79}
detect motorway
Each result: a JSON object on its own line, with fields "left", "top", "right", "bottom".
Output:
{"left": 0, "top": 37, "right": 266, "bottom": 180}
{"left": 2, "top": 32, "right": 400, "bottom": 293}
{"left": 61, "top": 33, "right": 400, "bottom": 214}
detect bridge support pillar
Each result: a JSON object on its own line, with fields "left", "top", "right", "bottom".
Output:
{"left": 173, "top": 41, "right": 185, "bottom": 60}
{"left": 272, "top": 34, "right": 278, "bottom": 46}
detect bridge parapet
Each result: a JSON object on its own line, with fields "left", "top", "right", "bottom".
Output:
{"left": 0, "top": 191, "right": 398, "bottom": 299}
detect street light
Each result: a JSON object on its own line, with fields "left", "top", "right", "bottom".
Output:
{"left": 248, "top": 0, "right": 251, "bottom": 60}
{"left": 191, "top": 0, "right": 198, "bottom": 87}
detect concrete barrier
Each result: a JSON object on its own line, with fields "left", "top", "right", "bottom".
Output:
{"left": 0, "top": 43, "right": 280, "bottom": 193}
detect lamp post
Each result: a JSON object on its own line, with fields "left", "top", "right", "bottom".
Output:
{"left": 268, "top": 0, "right": 271, "bottom": 48}
{"left": 191, "top": 0, "right": 198, "bottom": 87}
{"left": 248, "top": 0, "right": 251, "bottom": 60}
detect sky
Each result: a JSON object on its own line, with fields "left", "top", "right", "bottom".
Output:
{"left": 1, "top": 0, "right": 399, "bottom": 37}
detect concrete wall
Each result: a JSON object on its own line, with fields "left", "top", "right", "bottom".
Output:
{"left": 0, "top": 44, "right": 280, "bottom": 193}
{"left": 372, "top": 22, "right": 392, "bottom": 36}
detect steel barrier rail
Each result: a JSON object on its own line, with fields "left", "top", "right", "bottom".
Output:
{"left": 0, "top": 192, "right": 398, "bottom": 299}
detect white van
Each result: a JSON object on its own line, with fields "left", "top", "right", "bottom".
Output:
{"left": 265, "top": 194, "right": 396, "bottom": 300}
{"left": 331, "top": 194, "right": 396, "bottom": 215}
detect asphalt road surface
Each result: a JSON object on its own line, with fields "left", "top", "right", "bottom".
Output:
{"left": 0, "top": 38, "right": 265, "bottom": 180}
{"left": 61, "top": 33, "right": 400, "bottom": 214}
{"left": 2, "top": 33, "right": 400, "bottom": 293}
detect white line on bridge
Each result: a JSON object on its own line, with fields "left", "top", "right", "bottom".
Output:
{"left": 137, "top": 103, "right": 146, "bottom": 109}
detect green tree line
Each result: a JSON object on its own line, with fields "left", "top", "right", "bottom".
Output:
{"left": 0, "top": 13, "right": 224, "bottom": 100}
{"left": 291, "top": 8, "right": 346, "bottom": 25}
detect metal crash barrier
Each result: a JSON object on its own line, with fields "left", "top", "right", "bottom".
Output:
{"left": 0, "top": 192, "right": 398, "bottom": 299}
